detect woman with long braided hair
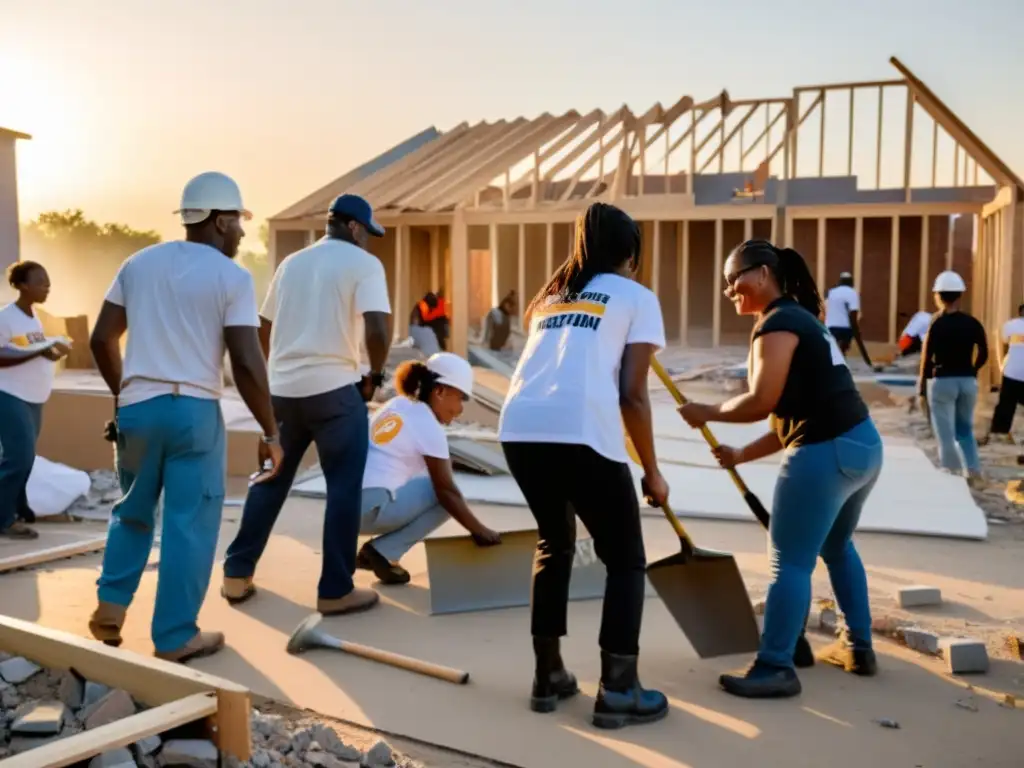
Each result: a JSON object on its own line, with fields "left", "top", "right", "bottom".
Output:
{"left": 499, "top": 202, "right": 669, "bottom": 729}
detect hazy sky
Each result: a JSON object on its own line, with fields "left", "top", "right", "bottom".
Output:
{"left": 2, "top": 0, "right": 1022, "bottom": 242}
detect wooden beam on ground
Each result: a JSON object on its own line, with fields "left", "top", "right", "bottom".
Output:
{"left": 0, "top": 615, "right": 251, "bottom": 760}
{"left": 2, "top": 693, "right": 218, "bottom": 768}
{"left": 0, "top": 537, "right": 106, "bottom": 574}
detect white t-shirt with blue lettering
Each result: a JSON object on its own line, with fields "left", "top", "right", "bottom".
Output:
{"left": 499, "top": 273, "right": 665, "bottom": 463}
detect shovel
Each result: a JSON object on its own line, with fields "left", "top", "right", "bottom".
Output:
{"left": 644, "top": 489, "right": 761, "bottom": 658}
{"left": 648, "top": 358, "right": 813, "bottom": 658}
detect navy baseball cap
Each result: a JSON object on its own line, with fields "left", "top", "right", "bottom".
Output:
{"left": 328, "top": 194, "right": 385, "bottom": 237}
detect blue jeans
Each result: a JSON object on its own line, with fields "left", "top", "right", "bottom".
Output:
{"left": 927, "top": 377, "right": 981, "bottom": 474}
{"left": 0, "top": 391, "right": 42, "bottom": 530}
{"left": 361, "top": 476, "right": 449, "bottom": 562}
{"left": 224, "top": 384, "right": 368, "bottom": 600}
{"left": 96, "top": 395, "right": 225, "bottom": 653}
{"left": 759, "top": 418, "right": 882, "bottom": 669}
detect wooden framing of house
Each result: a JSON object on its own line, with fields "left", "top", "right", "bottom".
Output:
{"left": 268, "top": 57, "right": 1022, "bottom": 384}
{"left": 0, "top": 615, "right": 251, "bottom": 766}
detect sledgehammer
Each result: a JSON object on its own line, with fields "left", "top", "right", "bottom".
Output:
{"left": 286, "top": 613, "right": 470, "bottom": 686}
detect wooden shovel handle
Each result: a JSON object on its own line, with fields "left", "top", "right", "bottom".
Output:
{"left": 649, "top": 358, "right": 752, "bottom": 496}
{"left": 337, "top": 639, "right": 470, "bottom": 685}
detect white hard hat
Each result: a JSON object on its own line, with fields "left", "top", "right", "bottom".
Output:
{"left": 932, "top": 270, "right": 966, "bottom": 293}
{"left": 174, "top": 172, "right": 252, "bottom": 225}
{"left": 426, "top": 352, "right": 473, "bottom": 398}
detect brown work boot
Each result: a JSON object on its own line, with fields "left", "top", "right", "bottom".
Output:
{"left": 0, "top": 521, "right": 39, "bottom": 540}
{"left": 155, "top": 631, "right": 225, "bottom": 664}
{"left": 221, "top": 576, "right": 256, "bottom": 605}
{"left": 88, "top": 602, "right": 127, "bottom": 648}
{"left": 317, "top": 587, "right": 380, "bottom": 616}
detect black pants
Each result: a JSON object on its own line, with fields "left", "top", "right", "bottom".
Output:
{"left": 501, "top": 441, "right": 647, "bottom": 655}
{"left": 990, "top": 375, "right": 1024, "bottom": 434}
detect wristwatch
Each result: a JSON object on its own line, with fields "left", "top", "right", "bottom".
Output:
{"left": 261, "top": 434, "right": 280, "bottom": 446}
{"left": 369, "top": 370, "right": 386, "bottom": 389}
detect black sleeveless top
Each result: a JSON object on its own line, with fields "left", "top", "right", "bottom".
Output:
{"left": 752, "top": 297, "right": 869, "bottom": 448}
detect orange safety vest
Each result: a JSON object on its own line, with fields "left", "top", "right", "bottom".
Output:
{"left": 419, "top": 298, "right": 447, "bottom": 323}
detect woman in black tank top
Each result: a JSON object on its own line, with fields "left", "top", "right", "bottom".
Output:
{"left": 679, "top": 240, "right": 883, "bottom": 699}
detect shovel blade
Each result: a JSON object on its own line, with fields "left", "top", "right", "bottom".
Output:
{"left": 646, "top": 546, "right": 760, "bottom": 659}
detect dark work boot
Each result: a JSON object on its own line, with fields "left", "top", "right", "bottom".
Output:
{"left": 530, "top": 637, "right": 579, "bottom": 713}
{"left": 719, "top": 660, "right": 801, "bottom": 699}
{"left": 592, "top": 652, "right": 669, "bottom": 729}
{"left": 817, "top": 638, "right": 878, "bottom": 677}
{"left": 793, "top": 633, "right": 815, "bottom": 669}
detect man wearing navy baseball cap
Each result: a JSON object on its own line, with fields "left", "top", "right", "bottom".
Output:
{"left": 328, "top": 194, "right": 386, "bottom": 246}
{"left": 222, "top": 191, "right": 393, "bottom": 617}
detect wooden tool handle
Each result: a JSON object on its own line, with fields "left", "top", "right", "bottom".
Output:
{"left": 338, "top": 639, "right": 470, "bottom": 685}
{"left": 649, "top": 358, "right": 751, "bottom": 496}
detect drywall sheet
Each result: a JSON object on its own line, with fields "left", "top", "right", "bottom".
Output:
{"left": 431, "top": 448, "right": 988, "bottom": 540}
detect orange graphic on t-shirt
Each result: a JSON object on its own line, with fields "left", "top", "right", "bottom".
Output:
{"left": 371, "top": 414, "right": 404, "bottom": 445}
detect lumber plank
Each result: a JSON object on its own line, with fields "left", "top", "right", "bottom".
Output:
{"left": 0, "top": 615, "right": 251, "bottom": 760}
{"left": 0, "top": 537, "right": 106, "bottom": 575}
{"left": 0, "top": 692, "right": 217, "bottom": 768}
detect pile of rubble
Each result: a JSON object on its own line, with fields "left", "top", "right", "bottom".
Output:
{"left": 0, "top": 651, "right": 449, "bottom": 767}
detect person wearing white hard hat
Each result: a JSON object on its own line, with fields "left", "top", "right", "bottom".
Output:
{"left": 356, "top": 353, "right": 501, "bottom": 584}
{"left": 87, "top": 171, "right": 281, "bottom": 663}
{"left": 917, "top": 270, "right": 988, "bottom": 481}
{"left": 221, "top": 193, "right": 393, "bottom": 617}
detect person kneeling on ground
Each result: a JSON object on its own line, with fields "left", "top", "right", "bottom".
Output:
{"left": 681, "top": 239, "right": 882, "bottom": 699}
{"left": 358, "top": 353, "right": 501, "bottom": 584}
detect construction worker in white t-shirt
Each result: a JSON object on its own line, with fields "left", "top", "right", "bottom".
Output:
{"left": 897, "top": 310, "right": 933, "bottom": 357}
{"left": 358, "top": 353, "right": 500, "bottom": 585}
{"left": 88, "top": 172, "right": 282, "bottom": 663}
{"left": 983, "top": 303, "right": 1024, "bottom": 444}
{"left": 823, "top": 272, "right": 874, "bottom": 368}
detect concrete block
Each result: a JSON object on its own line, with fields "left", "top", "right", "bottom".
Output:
{"left": 897, "top": 585, "right": 942, "bottom": 608}
{"left": 10, "top": 701, "right": 67, "bottom": 735}
{"left": 0, "top": 657, "right": 41, "bottom": 684}
{"left": 900, "top": 627, "right": 941, "bottom": 655}
{"left": 942, "top": 638, "right": 989, "bottom": 674}
{"left": 159, "top": 739, "right": 218, "bottom": 767}
{"left": 89, "top": 747, "right": 137, "bottom": 768}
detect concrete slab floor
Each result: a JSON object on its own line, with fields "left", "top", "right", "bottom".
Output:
{"left": 2, "top": 498, "right": 1023, "bottom": 767}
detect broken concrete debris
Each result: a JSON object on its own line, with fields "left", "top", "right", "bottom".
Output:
{"left": 0, "top": 656, "right": 41, "bottom": 684}
{"left": 897, "top": 585, "right": 943, "bottom": 608}
{"left": 10, "top": 700, "right": 68, "bottom": 734}
{"left": 89, "top": 746, "right": 137, "bottom": 768}
{"left": 899, "top": 627, "right": 941, "bottom": 656}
